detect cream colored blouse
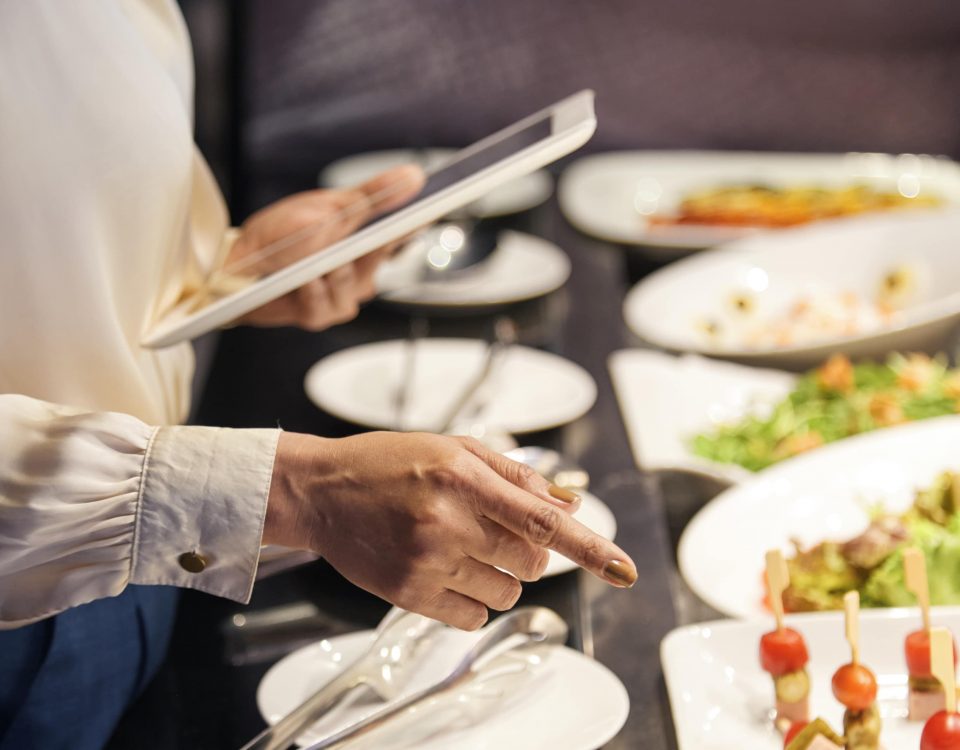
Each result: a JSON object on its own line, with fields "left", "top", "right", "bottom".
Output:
{"left": 0, "top": 0, "right": 279, "bottom": 627}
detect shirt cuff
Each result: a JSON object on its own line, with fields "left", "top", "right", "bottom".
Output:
{"left": 129, "top": 425, "right": 280, "bottom": 602}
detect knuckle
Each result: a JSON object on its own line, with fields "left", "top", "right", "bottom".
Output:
{"left": 580, "top": 535, "right": 608, "bottom": 567}
{"left": 519, "top": 547, "right": 550, "bottom": 581}
{"left": 522, "top": 504, "right": 563, "bottom": 547}
{"left": 511, "top": 461, "right": 538, "bottom": 486}
{"left": 459, "top": 605, "right": 489, "bottom": 632}
{"left": 492, "top": 577, "right": 522, "bottom": 611}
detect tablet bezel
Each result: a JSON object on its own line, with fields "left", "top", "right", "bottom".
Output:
{"left": 141, "top": 90, "right": 596, "bottom": 348}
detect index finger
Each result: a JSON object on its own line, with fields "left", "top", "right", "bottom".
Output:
{"left": 474, "top": 471, "right": 637, "bottom": 589}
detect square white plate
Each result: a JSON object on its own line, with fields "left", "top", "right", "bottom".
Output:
{"left": 607, "top": 349, "right": 795, "bottom": 483}
{"left": 661, "top": 607, "right": 960, "bottom": 750}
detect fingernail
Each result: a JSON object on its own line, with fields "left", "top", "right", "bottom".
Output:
{"left": 548, "top": 484, "right": 580, "bottom": 504}
{"left": 603, "top": 560, "right": 637, "bottom": 588}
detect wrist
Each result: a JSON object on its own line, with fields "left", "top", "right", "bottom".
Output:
{"left": 262, "top": 431, "right": 332, "bottom": 548}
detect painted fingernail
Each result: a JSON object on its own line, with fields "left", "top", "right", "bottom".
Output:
{"left": 548, "top": 484, "right": 580, "bottom": 504}
{"left": 603, "top": 560, "right": 637, "bottom": 588}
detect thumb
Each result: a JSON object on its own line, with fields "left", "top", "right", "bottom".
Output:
{"left": 457, "top": 437, "right": 582, "bottom": 513}
{"left": 354, "top": 164, "right": 427, "bottom": 219}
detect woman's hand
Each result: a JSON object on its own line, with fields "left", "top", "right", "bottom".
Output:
{"left": 228, "top": 165, "right": 425, "bottom": 331}
{"left": 263, "top": 431, "right": 637, "bottom": 630}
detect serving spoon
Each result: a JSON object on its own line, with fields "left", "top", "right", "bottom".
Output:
{"left": 240, "top": 607, "right": 441, "bottom": 750}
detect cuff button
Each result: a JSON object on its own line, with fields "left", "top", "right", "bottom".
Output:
{"left": 178, "top": 551, "right": 208, "bottom": 573}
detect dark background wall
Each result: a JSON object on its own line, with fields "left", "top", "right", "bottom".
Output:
{"left": 181, "top": 0, "right": 960, "bottom": 218}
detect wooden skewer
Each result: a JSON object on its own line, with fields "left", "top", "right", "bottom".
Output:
{"left": 765, "top": 549, "right": 789, "bottom": 630}
{"left": 931, "top": 626, "right": 957, "bottom": 713}
{"left": 904, "top": 547, "right": 932, "bottom": 632}
{"left": 844, "top": 590, "right": 861, "bottom": 665}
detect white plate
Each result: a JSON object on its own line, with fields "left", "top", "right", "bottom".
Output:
{"left": 544, "top": 490, "right": 618, "bottom": 577}
{"left": 321, "top": 149, "right": 554, "bottom": 218}
{"left": 678, "top": 415, "right": 960, "bottom": 619}
{"left": 558, "top": 150, "right": 960, "bottom": 256}
{"left": 608, "top": 349, "right": 795, "bottom": 483}
{"left": 304, "top": 339, "right": 597, "bottom": 434}
{"left": 623, "top": 210, "right": 960, "bottom": 369}
{"left": 375, "top": 230, "right": 571, "bottom": 309}
{"left": 257, "top": 625, "right": 629, "bottom": 749}
{"left": 662, "top": 607, "right": 960, "bottom": 750}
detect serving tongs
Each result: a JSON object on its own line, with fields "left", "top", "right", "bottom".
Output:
{"left": 240, "top": 607, "right": 441, "bottom": 750}
{"left": 301, "top": 606, "right": 568, "bottom": 750}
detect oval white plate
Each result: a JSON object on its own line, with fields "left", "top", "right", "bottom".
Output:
{"left": 375, "top": 230, "right": 571, "bottom": 309}
{"left": 544, "top": 490, "right": 617, "bottom": 577}
{"left": 623, "top": 210, "right": 960, "bottom": 369}
{"left": 321, "top": 149, "right": 553, "bottom": 218}
{"left": 679, "top": 415, "right": 960, "bottom": 619}
{"left": 559, "top": 150, "right": 960, "bottom": 256}
{"left": 662, "top": 607, "right": 960, "bottom": 750}
{"left": 304, "top": 339, "right": 597, "bottom": 434}
{"left": 257, "top": 626, "right": 629, "bottom": 749}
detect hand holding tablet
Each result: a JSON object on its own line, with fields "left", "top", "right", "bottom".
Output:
{"left": 142, "top": 90, "right": 597, "bottom": 348}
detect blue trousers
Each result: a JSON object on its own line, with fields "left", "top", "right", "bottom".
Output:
{"left": 0, "top": 585, "right": 178, "bottom": 750}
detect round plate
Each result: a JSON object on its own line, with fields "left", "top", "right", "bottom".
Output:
{"left": 321, "top": 149, "right": 554, "bottom": 219}
{"left": 544, "top": 490, "right": 617, "bottom": 578}
{"left": 376, "top": 230, "right": 571, "bottom": 309}
{"left": 678, "top": 415, "right": 960, "bottom": 618}
{"left": 257, "top": 627, "right": 629, "bottom": 749}
{"left": 558, "top": 150, "right": 960, "bottom": 256}
{"left": 304, "top": 339, "right": 597, "bottom": 434}
{"left": 623, "top": 209, "right": 960, "bottom": 369}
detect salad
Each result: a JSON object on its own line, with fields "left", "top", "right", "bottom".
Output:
{"left": 692, "top": 353, "right": 960, "bottom": 472}
{"left": 780, "top": 471, "right": 960, "bottom": 612}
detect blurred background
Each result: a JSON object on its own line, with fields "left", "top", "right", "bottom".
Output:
{"left": 183, "top": 0, "right": 960, "bottom": 218}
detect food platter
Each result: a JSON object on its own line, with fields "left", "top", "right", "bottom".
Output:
{"left": 623, "top": 210, "right": 960, "bottom": 369}
{"left": 609, "top": 349, "right": 960, "bottom": 482}
{"left": 679, "top": 416, "right": 960, "bottom": 619}
{"left": 662, "top": 608, "right": 960, "bottom": 750}
{"left": 559, "top": 150, "right": 960, "bottom": 257}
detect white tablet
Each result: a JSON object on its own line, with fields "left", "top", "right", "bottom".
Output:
{"left": 141, "top": 90, "right": 597, "bottom": 348}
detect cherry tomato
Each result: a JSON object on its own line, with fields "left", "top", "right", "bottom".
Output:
{"left": 760, "top": 628, "right": 809, "bottom": 676}
{"left": 831, "top": 662, "right": 878, "bottom": 711}
{"left": 907, "top": 629, "right": 959, "bottom": 678}
{"left": 921, "top": 710, "right": 960, "bottom": 750}
{"left": 783, "top": 721, "right": 808, "bottom": 748}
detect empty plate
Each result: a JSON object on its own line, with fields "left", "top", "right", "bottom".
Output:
{"left": 304, "top": 339, "right": 597, "bottom": 434}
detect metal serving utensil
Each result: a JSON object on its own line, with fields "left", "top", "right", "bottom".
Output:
{"left": 436, "top": 316, "right": 518, "bottom": 435}
{"left": 301, "top": 606, "right": 569, "bottom": 750}
{"left": 240, "top": 607, "right": 442, "bottom": 750}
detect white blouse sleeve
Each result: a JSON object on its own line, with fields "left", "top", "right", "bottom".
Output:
{"left": 0, "top": 394, "right": 280, "bottom": 629}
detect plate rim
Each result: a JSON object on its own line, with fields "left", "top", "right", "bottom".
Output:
{"left": 303, "top": 338, "right": 598, "bottom": 434}
{"left": 257, "top": 625, "right": 631, "bottom": 749}
{"left": 677, "top": 414, "right": 960, "bottom": 618}
{"left": 622, "top": 209, "right": 960, "bottom": 359}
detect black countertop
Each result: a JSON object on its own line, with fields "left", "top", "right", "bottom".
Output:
{"left": 107, "top": 195, "right": 726, "bottom": 750}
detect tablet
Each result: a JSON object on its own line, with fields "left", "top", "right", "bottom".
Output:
{"left": 141, "top": 90, "right": 597, "bottom": 348}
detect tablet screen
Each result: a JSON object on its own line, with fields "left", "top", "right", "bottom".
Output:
{"left": 213, "top": 117, "right": 553, "bottom": 291}
{"left": 381, "top": 118, "right": 553, "bottom": 215}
